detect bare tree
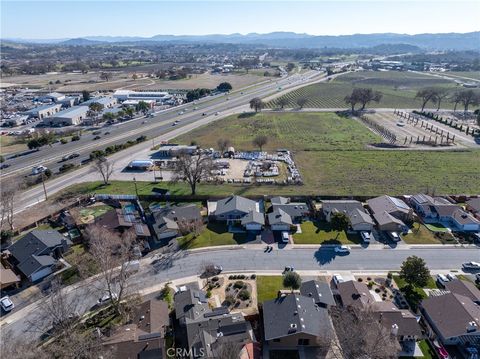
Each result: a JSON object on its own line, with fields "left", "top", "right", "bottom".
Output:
{"left": 434, "top": 89, "right": 450, "bottom": 111}
{"left": 212, "top": 342, "right": 243, "bottom": 359}
{"left": 277, "top": 97, "right": 289, "bottom": 109}
{"left": 177, "top": 218, "right": 204, "bottom": 237}
{"left": 0, "top": 179, "right": 18, "bottom": 230}
{"left": 252, "top": 135, "right": 268, "bottom": 151}
{"left": 172, "top": 151, "right": 213, "bottom": 195}
{"left": 0, "top": 329, "right": 48, "bottom": 359}
{"left": 416, "top": 88, "right": 439, "bottom": 112}
{"left": 296, "top": 96, "right": 309, "bottom": 109}
{"left": 217, "top": 138, "right": 231, "bottom": 155}
{"left": 100, "top": 71, "right": 112, "bottom": 82}
{"left": 85, "top": 225, "right": 136, "bottom": 316}
{"left": 330, "top": 306, "right": 400, "bottom": 359}
{"left": 93, "top": 157, "right": 114, "bottom": 185}
{"left": 457, "top": 89, "right": 480, "bottom": 113}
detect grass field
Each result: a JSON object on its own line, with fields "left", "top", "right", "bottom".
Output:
{"left": 444, "top": 71, "right": 480, "bottom": 81}
{"left": 256, "top": 276, "right": 286, "bottom": 303}
{"left": 401, "top": 223, "right": 442, "bottom": 245}
{"left": 0, "top": 135, "right": 28, "bottom": 155}
{"left": 172, "top": 112, "right": 480, "bottom": 195}
{"left": 266, "top": 70, "right": 467, "bottom": 110}
{"left": 293, "top": 221, "right": 361, "bottom": 245}
{"left": 177, "top": 222, "right": 249, "bottom": 249}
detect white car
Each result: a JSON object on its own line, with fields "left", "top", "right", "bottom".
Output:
{"left": 446, "top": 273, "right": 457, "bottom": 281}
{"left": 97, "top": 292, "right": 118, "bottom": 304}
{"left": 334, "top": 245, "right": 351, "bottom": 254}
{"left": 333, "top": 274, "right": 345, "bottom": 286}
{"left": 387, "top": 231, "right": 401, "bottom": 242}
{"left": 437, "top": 274, "right": 449, "bottom": 287}
{"left": 360, "top": 231, "right": 371, "bottom": 243}
{"left": 0, "top": 296, "right": 14, "bottom": 312}
{"left": 281, "top": 231, "right": 290, "bottom": 243}
{"left": 32, "top": 165, "right": 47, "bottom": 175}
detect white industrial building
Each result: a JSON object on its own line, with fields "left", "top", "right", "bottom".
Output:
{"left": 82, "top": 96, "right": 117, "bottom": 108}
{"left": 25, "top": 103, "right": 62, "bottom": 119}
{"left": 113, "top": 90, "right": 172, "bottom": 103}
{"left": 43, "top": 106, "right": 89, "bottom": 126}
{"left": 39, "top": 92, "right": 66, "bottom": 103}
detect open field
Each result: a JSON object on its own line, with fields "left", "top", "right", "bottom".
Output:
{"left": 2, "top": 71, "right": 265, "bottom": 92}
{"left": 266, "top": 70, "right": 472, "bottom": 110}
{"left": 0, "top": 135, "right": 28, "bottom": 155}
{"left": 442, "top": 71, "right": 480, "bottom": 81}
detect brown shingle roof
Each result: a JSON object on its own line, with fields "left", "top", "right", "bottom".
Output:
{"left": 445, "top": 279, "right": 480, "bottom": 303}
{"left": 337, "top": 281, "right": 375, "bottom": 308}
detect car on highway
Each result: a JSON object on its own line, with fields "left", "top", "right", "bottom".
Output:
{"left": 178, "top": 111, "right": 184, "bottom": 115}
{"left": 215, "top": 112, "right": 219, "bottom": 116}
{"left": 334, "top": 245, "right": 351, "bottom": 254}
{"left": 0, "top": 296, "right": 14, "bottom": 312}
{"left": 360, "top": 231, "right": 371, "bottom": 243}
{"left": 193, "top": 107, "right": 198, "bottom": 110}
{"left": 202, "top": 113, "right": 207, "bottom": 116}
{"left": 332, "top": 274, "right": 344, "bottom": 286}
{"left": 0, "top": 163, "right": 10, "bottom": 170}
{"left": 93, "top": 135, "right": 101, "bottom": 140}
{"left": 104, "top": 131, "right": 110, "bottom": 135}
{"left": 62, "top": 153, "right": 80, "bottom": 161}
{"left": 148, "top": 113, "right": 155, "bottom": 118}
{"left": 462, "top": 261, "right": 480, "bottom": 270}
{"left": 92, "top": 130, "right": 101, "bottom": 135}
{"left": 32, "top": 165, "right": 47, "bottom": 175}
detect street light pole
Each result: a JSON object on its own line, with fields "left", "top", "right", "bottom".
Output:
{"left": 41, "top": 172, "right": 48, "bottom": 200}
{"left": 133, "top": 177, "right": 139, "bottom": 197}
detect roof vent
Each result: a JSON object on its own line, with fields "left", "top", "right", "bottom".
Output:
{"left": 467, "top": 321, "right": 478, "bottom": 333}
{"left": 139, "top": 315, "right": 145, "bottom": 321}
{"left": 288, "top": 323, "right": 298, "bottom": 333}
{"left": 294, "top": 311, "right": 298, "bottom": 315}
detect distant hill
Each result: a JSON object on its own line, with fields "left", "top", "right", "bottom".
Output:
{"left": 4, "top": 31, "right": 479, "bottom": 51}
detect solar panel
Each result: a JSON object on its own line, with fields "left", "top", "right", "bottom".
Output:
{"left": 390, "top": 196, "right": 409, "bottom": 209}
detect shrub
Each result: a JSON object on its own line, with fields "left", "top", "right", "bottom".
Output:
{"left": 233, "top": 281, "right": 244, "bottom": 289}
{"left": 71, "top": 135, "right": 80, "bottom": 141}
{"left": 375, "top": 288, "right": 381, "bottom": 293}
{"left": 367, "top": 281, "right": 375, "bottom": 288}
{"left": 224, "top": 294, "right": 235, "bottom": 306}
{"left": 228, "top": 275, "right": 234, "bottom": 280}
{"left": 206, "top": 290, "right": 212, "bottom": 298}
{"left": 357, "top": 278, "right": 363, "bottom": 282}
{"left": 212, "top": 276, "right": 219, "bottom": 282}
{"left": 238, "top": 289, "right": 251, "bottom": 301}
{"left": 367, "top": 277, "right": 372, "bottom": 281}
{"left": 250, "top": 274, "right": 256, "bottom": 280}
{"left": 60, "top": 138, "right": 68, "bottom": 144}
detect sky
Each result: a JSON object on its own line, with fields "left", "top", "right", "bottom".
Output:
{"left": 1, "top": 0, "right": 479, "bottom": 39}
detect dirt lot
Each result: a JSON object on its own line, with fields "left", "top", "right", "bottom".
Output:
{"left": 3, "top": 71, "right": 265, "bottom": 92}
{"left": 363, "top": 112, "right": 477, "bottom": 149}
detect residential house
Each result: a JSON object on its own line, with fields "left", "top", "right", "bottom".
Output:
{"left": 268, "top": 208, "right": 293, "bottom": 231}
{"left": 367, "top": 195, "right": 412, "bottom": 232}
{"left": 6, "top": 230, "right": 70, "bottom": 282}
{"left": 174, "top": 288, "right": 253, "bottom": 358}
{"left": 103, "top": 299, "right": 170, "bottom": 359}
{"left": 95, "top": 204, "right": 151, "bottom": 240}
{"left": 466, "top": 198, "right": 480, "bottom": 220}
{"left": 421, "top": 292, "right": 480, "bottom": 346}
{"left": 321, "top": 200, "right": 374, "bottom": 231}
{"left": 300, "top": 280, "right": 336, "bottom": 308}
{"left": 410, "top": 194, "right": 480, "bottom": 231}
{"left": 151, "top": 204, "right": 202, "bottom": 240}
{"left": 337, "top": 281, "right": 422, "bottom": 350}
{"left": 208, "top": 196, "right": 263, "bottom": 231}
{"left": 270, "top": 197, "right": 310, "bottom": 223}
{"left": 444, "top": 279, "right": 480, "bottom": 305}
{"left": 263, "top": 293, "right": 334, "bottom": 348}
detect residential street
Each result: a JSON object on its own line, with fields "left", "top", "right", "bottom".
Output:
{"left": 1, "top": 245, "right": 478, "bottom": 341}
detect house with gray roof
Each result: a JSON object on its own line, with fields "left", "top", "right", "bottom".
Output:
{"left": 321, "top": 200, "right": 374, "bottom": 231}
{"left": 444, "top": 279, "right": 480, "bottom": 304}
{"left": 151, "top": 204, "right": 202, "bottom": 240}
{"left": 7, "top": 230, "right": 70, "bottom": 282}
{"left": 421, "top": 292, "right": 480, "bottom": 346}
{"left": 367, "top": 195, "right": 412, "bottom": 232}
{"left": 466, "top": 198, "right": 480, "bottom": 220}
{"left": 174, "top": 288, "right": 253, "bottom": 358}
{"left": 300, "top": 280, "right": 336, "bottom": 308}
{"left": 268, "top": 208, "right": 293, "bottom": 231}
{"left": 208, "top": 196, "right": 263, "bottom": 231}
{"left": 263, "top": 293, "right": 334, "bottom": 349}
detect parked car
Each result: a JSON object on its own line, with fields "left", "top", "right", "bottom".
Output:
{"left": 93, "top": 135, "right": 101, "bottom": 140}
{"left": 0, "top": 296, "right": 14, "bottom": 312}
{"left": 213, "top": 265, "right": 223, "bottom": 273}
{"left": 462, "top": 262, "right": 480, "bottom": 270}
{"left": 283, "top": 266, "right": 294, "bottom": 273}
{"left": 436, "top": 274, "right": 449, "bottom": 287}
{"left": 360, "top": 231, "right": 371, "bottom": 243}
{"left": 387, "top": 231, "right": 401, "bottom": 242}
{"left": 281, "top": 231, "right": 290, "bottom": 243}
{"left": 446, "top": 273, "right": 457, "bottom": 281}
{"left": 334, "top": 245, "right": 351, "bottom": 254}
{"left": 0, "top": 163, "right": 10, "bottom": 170}
{"left": 97, "top": 292, "right": 118, "bottom": 305}
{"left": 332, "top": 274, "right": 344, "bottom": 286}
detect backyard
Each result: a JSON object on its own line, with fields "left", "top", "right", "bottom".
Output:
{"left": 293, "top": 221, "right": 361, "bottom": 245}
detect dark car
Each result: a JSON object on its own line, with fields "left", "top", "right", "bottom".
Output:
{"left": 93, "top": 136, "right": 101, "bottom": 140}
{"left": 0, "top": 163, "right": 10, "bottom": 169}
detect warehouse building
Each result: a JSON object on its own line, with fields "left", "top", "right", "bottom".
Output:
{"left": 82, "top": 96, "right": 117, "bottom": 108}
{"left": 25, "top": 103, "right": 62, "bottom": 119}
{"left": 43, "top": 106, "right": 89, "bottom": 126}
{"left": 113, "top": 90, "right": 172, "bottom": 103}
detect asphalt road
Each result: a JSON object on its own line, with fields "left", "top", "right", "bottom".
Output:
{"left": 1, "top": 69, "right": 323, "bottom": 179}
{"left": 1, "top": 246, "right": 478, "bottom": 341}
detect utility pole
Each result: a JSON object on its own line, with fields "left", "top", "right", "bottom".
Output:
{"left": 133, "top": 177, "right": 139, "bottom": 197}
{"left": 41, "top": 172, "right": 48, "bottom": 200}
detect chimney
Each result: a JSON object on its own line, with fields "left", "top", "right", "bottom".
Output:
{"left": 391, "top": 324, "right": 399, "bottom": 336}
{"left": 467, "top": 321, "right": 478, "bottom": 333}
{"left": 288, "top": 323, "right": 297, "bottom": 333}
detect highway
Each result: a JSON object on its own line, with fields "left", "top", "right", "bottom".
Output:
{"left": 7, "top": 69, "right": 333, "bottom": 213}
{"left": 1, "top": 245, "right": 478, "bottom": 341}
{"left": 1, "top": 69, "right": 324, "bottom": 179}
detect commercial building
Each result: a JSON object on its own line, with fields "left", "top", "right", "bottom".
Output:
{"left": 43, "top": 106, "right": 89, "bottom": 126}
{"left": 82, "top": 96, "right": 117, "bottom": 109}
{"left": 25, "top": 103, "right": 62, "bottom": 119}
{"left": 113, "top": 90, "right": 172, "bottom": 103}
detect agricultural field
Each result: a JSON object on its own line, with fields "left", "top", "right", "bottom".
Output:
{"left": 442, "top": 71, "right": 480, "bottom": 81}
{"left": 172, "top": 112, "right": 480, "bottom": 195}
{"left": 266, "top": 70, "right": 465, "bottom": 110}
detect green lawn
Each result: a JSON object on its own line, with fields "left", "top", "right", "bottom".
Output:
{"left": 177, "top": 222, "right": 249, "bottom": 249}
{"left": 293, "top": 221, "right": 360, "bottom": 245}
{"left": 79, "top": 205, "right": 114, "bottom": 218}
{"left": 257, "top": 276, "right": 286, "bottom": 304}
{"left": 424, "top": 223, "right": 450, "bottom": 233}
{"left": 393, "top": 274, "right": 438, "bottom": 310}
{"left": 402, "top": 223, "right": 442, "bottom": 245}
{"left": 418, "top": 339, "right": 437, "bottom": 359}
